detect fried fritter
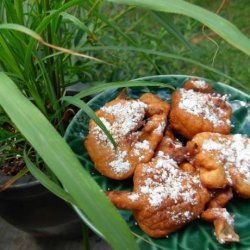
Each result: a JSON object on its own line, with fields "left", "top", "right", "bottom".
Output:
{"left": 156, "top": 129, "right": 188, "bottom": 164}
{"left": 202, "top": 188, "right": 239, "bottom": 244}
{"left": 169, "top": 86, "right": 232, "bottom": 139}
{"left": 187, "top": 132, "right": 250, "bottom": 198}
{"left": 184, "top": 79, "right": 212, "bottom": 93}
{"left": 84, "top": 91, "right": 169, "bottom": 180}
{"left": 107, "top": 134, "right": 210, "bottom": 238}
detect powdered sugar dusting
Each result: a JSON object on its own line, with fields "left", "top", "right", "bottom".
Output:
{"left": 134, "top": 140, "right": 150, "bottom": 150}
{"left": 208, "top": 208, "right": 235, "bottom": 244}
{"left": 92, "top": 100, "right": 147, "bottom": 147}
{"left": 90, "top": 99, "right": 148, "bottom": 175}
{"left": 165, "top": 137, "right": 183, "bottom": 149}
{"left": 92, "top": 117, "right": 113, "bottom": 147}
{"left": 202, "top": 134, "right": 250, "bottom": 184}
{"left": 109, "top": 150, "right": 130, "bottom": 174}
{"left": 133, "top": 140, "right": 151, "bottom": 161}
{"left": 128, "top": 193, "right": 140, "bottom": 202}
{"left": 140, "top": 153, "right": 201, "bottom": 208}
{"left": 190, "top": 79, "right": 207, "bottom": 89}
{"left": 153, "top": 122, "right": 166, "bottom": 134}
{"left": 221, "top": 208, "right": 234, "bottom": 225}
{"left": 178, "top": 89, "right": 230, "bottom": 127}
{"left": 209, "top": 208, "right": 234, "bottom": 226}
{"left": 101, "top": 100, "right": 147, "bottom": 141}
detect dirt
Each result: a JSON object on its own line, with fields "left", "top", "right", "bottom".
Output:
{"left": 1, "top": 157, "right": 25, "bottom": 176}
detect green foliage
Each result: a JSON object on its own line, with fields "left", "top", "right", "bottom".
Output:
{"left": 107, "top": 0, "right": 250, "bottom": 55}
{"left": 0, "top": 72, "right": 139, "bottom": 250}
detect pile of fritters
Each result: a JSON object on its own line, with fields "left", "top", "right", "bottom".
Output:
{"left": 84, "top": 78, "right": 250, "bottom": 244}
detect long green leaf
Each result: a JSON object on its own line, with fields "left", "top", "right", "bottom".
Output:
{"left": 23, "top": 153, "right": 76, "bottom": 205}
{"left": 0, "top": 72, "right": 138, "bottom": 250}
{"left": 24, "top": 0, "right": 83, "bottom": 69}
{"left": 0, "top": 23, "right": 42, "bottom": 41}
{"left": 149, "top": 11, "right": 192, "bottom": 50}
{"left": 62, "top": 96, "right": 117, "bottom": 149}
{"left": 14, "top": 0, "right": 24, "bottom": 25}
{"left": 60, "top": 12, "right": 93, "bottom": 35}
{"left": 0, "top": 34, "right": 24, "bottom": 79}
{"left": 107, "top": 0, "right": 250, "bottom": 56}
{"left": 73, "top": 80, "right": 172, "bottom": 99}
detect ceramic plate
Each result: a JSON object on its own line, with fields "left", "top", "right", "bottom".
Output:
{"left": 64, "top": 75, "right": 250, "bottom": 250}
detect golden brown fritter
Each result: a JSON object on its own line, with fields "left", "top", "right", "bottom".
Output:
{"left": 202, "top": 208, "right": 239, "bottom": 244}
{"left": 169, "top": 87, "right": 232, "bottom": 139}
{"left": 201, "top": 188, "right": 239, "bottom": 244}
{"left": 84, "top": 91, "right": 169, "bottom": 180}
{"left": 187, "top": 132, "right": 250, "bottom": 198}
{"left": 107, "top": 134, "right": 210, "bottom": 238}
{"left": 156, "top": 129, "right": 188, "bottom": 164}
{"left": 184, "top": 79, "right": 212, "bottom": 93}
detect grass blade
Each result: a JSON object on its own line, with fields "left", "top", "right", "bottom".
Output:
{"left": 107, "top": 0, "right": 250, "bottom": 55}
{"left": 149, "top": 11, "right": 192, "bottom": 50}
{"left": 0, "top": 23, "right": 108, "bottom": 65}
{"left": 76, "top": 46, "right": 246, "bottom": 90}
{"left": 62, "top": 96, "right": 117, "bottom": 149}
{"left": 0, "top": 34, "right": 24, "bottom": 79}
{"left": 72, "top": 80, "right": 172, "bottom": 99}
{"left": 23, "top": 153, "right": 76, "bottom": 205}
{"left": 24, "top": 0, "right": 83, "bottom": 68}
{"left": 14, "top": 0, "right": 24, "bottom": 25}
{"left": 0, "top": 167, "right": 29, "bottom": 192}
{"left": 60, "top": 12, "right": 93, "bottom": 35}
{"left": 0, "top": 23, "right": 42, "bottom": 41}
{"left": 0, "top": 72, "right": 138, "bottom": 250}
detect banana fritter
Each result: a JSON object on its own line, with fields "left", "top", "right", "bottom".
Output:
{"left": 187, "top": 132, "right": 250, "bottom": 198}
{"left": 107, "top": 133, "right": 210, "bottom": 238}
{"left": 84, "top": 91, "right": 169, "bottom": 180}
{"left": 183, "top": 79, "right": 212, "bottom": 93}
{"left": 202, "top": 188, "right": 239, "bottom": 244}
{"left": 170, "top": 83, "right": 232, "bottom": 139}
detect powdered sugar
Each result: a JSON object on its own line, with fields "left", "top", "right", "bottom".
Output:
{"left": 109, "top": 150, "right": 131, "bottom": 174}
{"left": 221, "top": 209, "right": 234, "bottom": 225}
{"left": 128, "top": 193, "right": 140, "bottom": 202}
{"left": 133, "top": 140, "right": 151, "bottom": 161}
{"left": 202, "top": 134, "right": 250, "bottom": 184}
{"left": 209, "top": 208, "right": 234, "bottom": 225}
{"left": 190, "top": 79, "right": 207, "bottom": 89}
{"left": 208, "top": 208, "right": 235, "bottom": 244}
{"left": 101, "top": 100, "right": 147, "bottom": 141}
{"left": 178, "top": 89, "right": 230, "bottom": 127}
{"left": 153, "top": 122, "right": 166, "bottom": 134}
{"left": 91, "top": 99, "right": 148, "bottom": 175}
{"left": 92, "top": 117, "right": 113, "bottom": 146}
{"left": 93, "top": 100, "right": 147, "bottom": 147}
{"left": 134, "top": 140, "right": 150, "bottom": 150}
{"left": 140, "top": 153, "right": 201, "bottom": 208}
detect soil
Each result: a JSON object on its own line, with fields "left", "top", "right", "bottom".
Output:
{"left": 1, "top": 107, "right": 78, "bottom": 177}
{"left": 1, "top": 157, "right": 25, "bottom": 176}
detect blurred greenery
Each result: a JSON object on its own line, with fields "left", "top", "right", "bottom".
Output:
{"left": 82, "top": 0, "right": 249, "bottom": 90}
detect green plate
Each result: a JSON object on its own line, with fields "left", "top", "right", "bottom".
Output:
{"left": 64, "top": 75, "right": 250, "bottom": 250}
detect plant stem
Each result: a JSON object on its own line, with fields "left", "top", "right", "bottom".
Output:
{"left": 82, "top": 223, "right": 90, "bottom": 250}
